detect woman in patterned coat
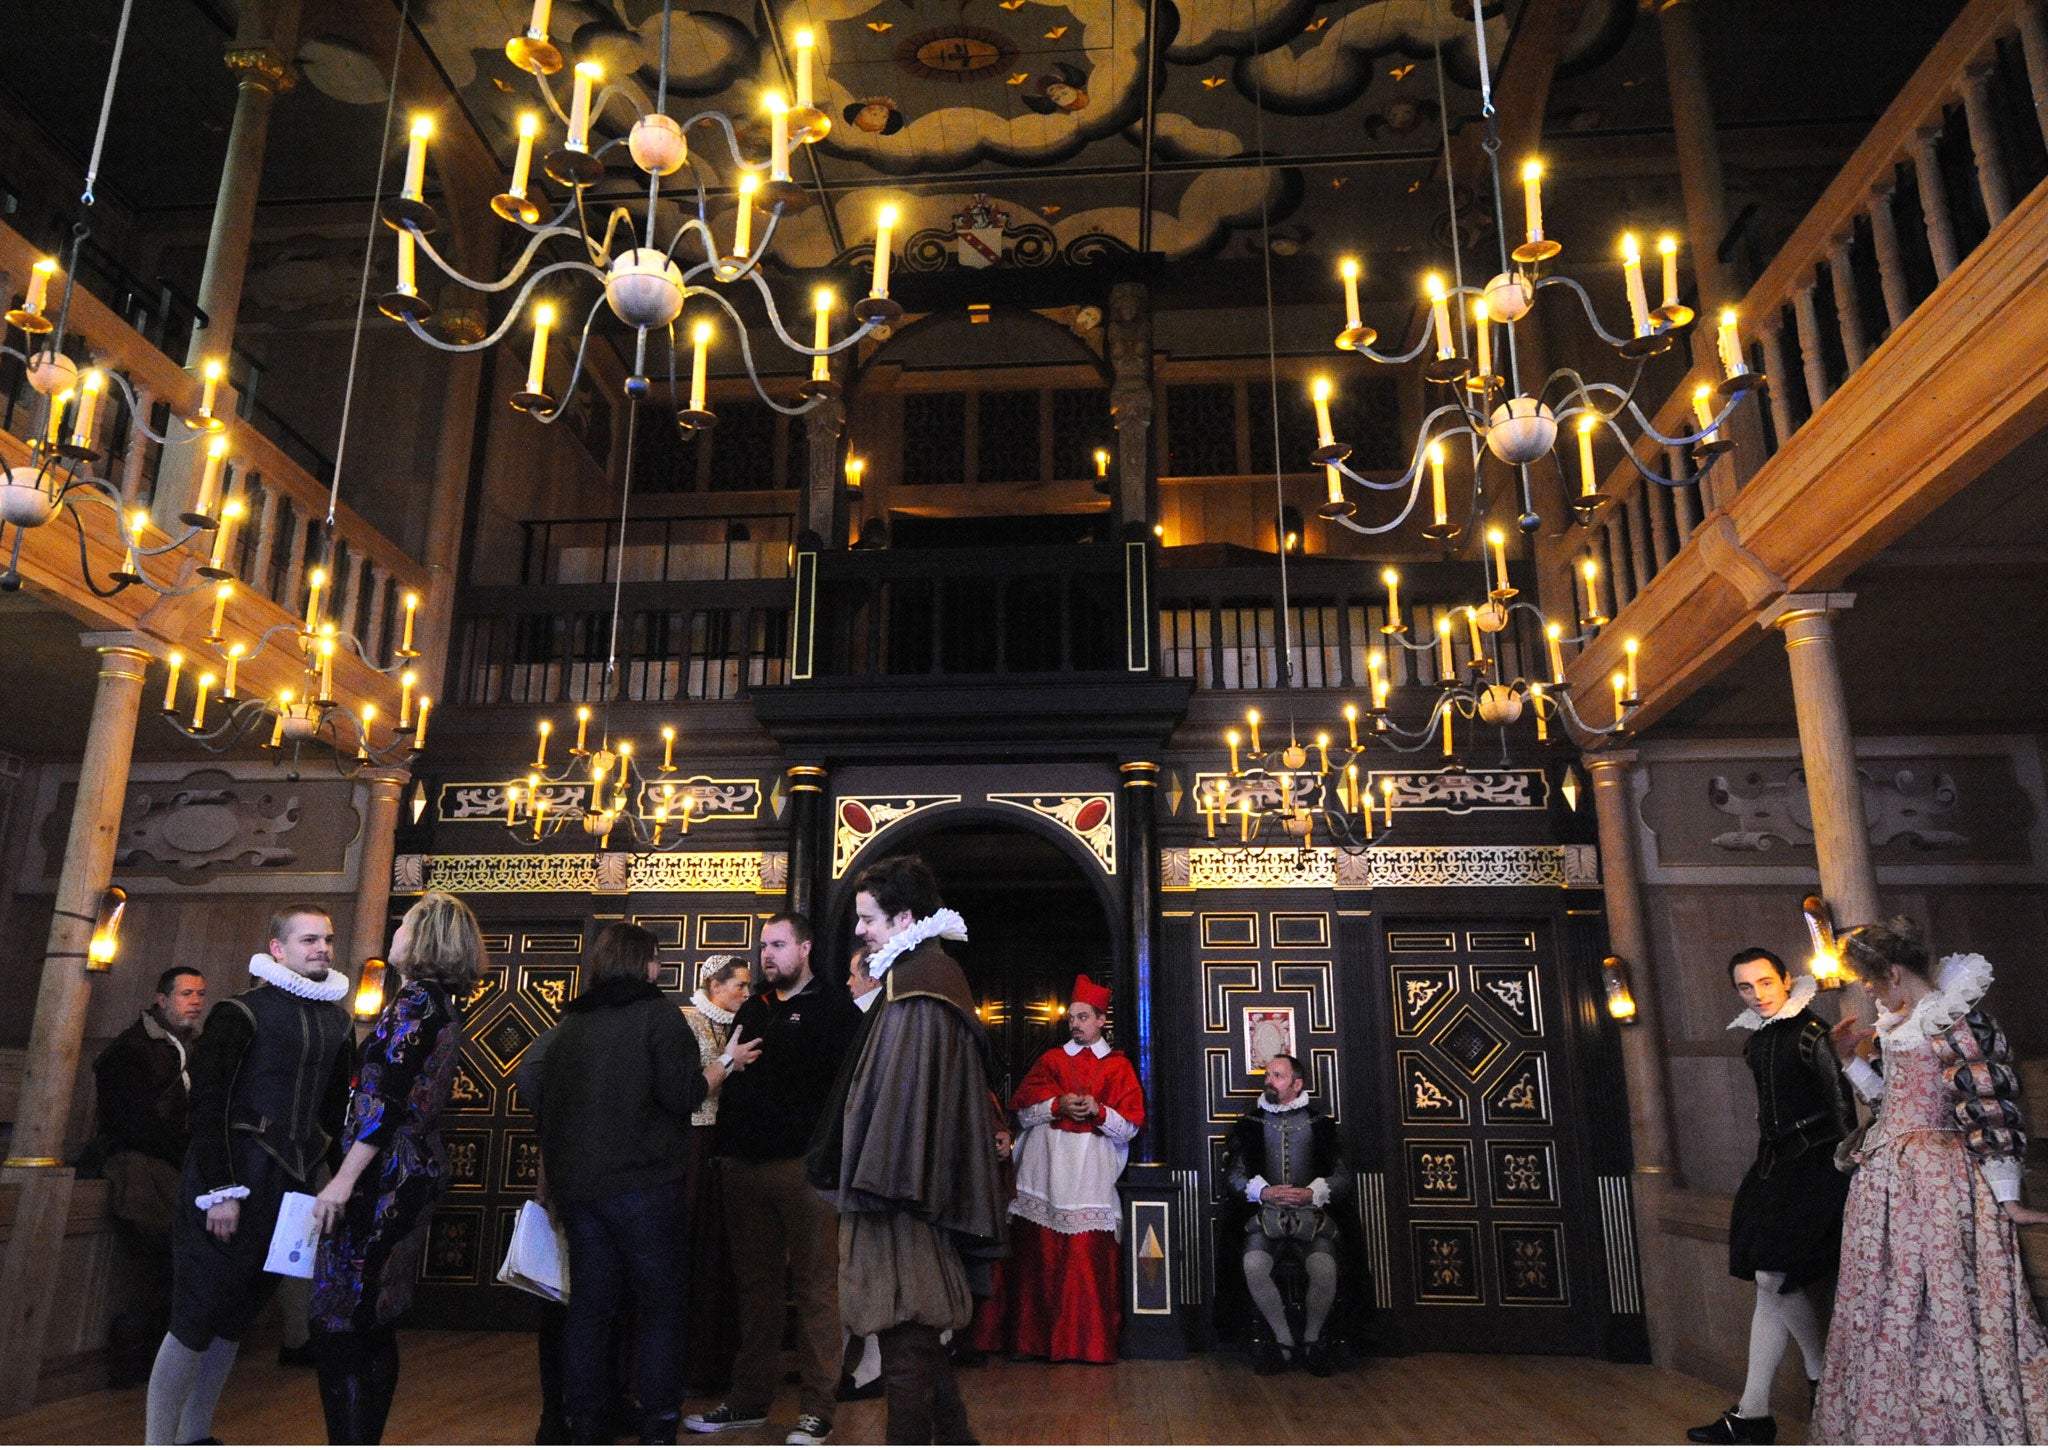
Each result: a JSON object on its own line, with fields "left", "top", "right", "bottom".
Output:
{"left": 308, "top": 890, "right": 484, "bottom": 1444}
{"left": 1812, "top": 916, "right": 2048, "bottom": 1444}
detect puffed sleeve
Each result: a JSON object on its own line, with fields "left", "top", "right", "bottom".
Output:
{"left": 347, "top": 982, "right": 439, "bottom": 1151}
{"left": 1937, "top": 1009, "right": 2028, "bottom": 1203}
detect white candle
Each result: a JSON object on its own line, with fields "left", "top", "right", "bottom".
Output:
{"left": 1693, "top": 384, "right": 1717, "bottom": 441}
{"left": 1340, "top": 257, "right": 1361, "bottom": 329}
{"left": 767, "top": 93, "right": 790, "bottom": 181}
{"left": 1522, "top": 160, "right": 1544, "bottom": 245}
{"left": 795, "top": 29, "right": 815, "bottom": 109}
{"left": 71, "top": 370, "right": 104, "bottom": 448}
{"left": 401, "top": 672, "right": 416, "bottom": 729}
{"left": 734, "top": 172, "right": 758, "bottom": 257}
{"left": 1717, "top": 308, "right": 1747, "bottom": 379}
{"left": 510, "top": 113, "right": 539, "bottom": 198}
{"left": 1658, "top": 235, "right": 1679, "bottom": 311}
{"left": 162, "top": 652, "right": 183, "bottom": 711}
{"left": 872, "top": 205, "right": 897, "bottom": 297}
{"left": 401, "top": 591, "right": 419, "bottom": 652}
{"left": 568, "top": 62, "right": 600, "bottom": 152}
{"left": 1581, "top": 557, "right": 1601, "bottom": 619}
{"left": 1488, "top": 527, "right": 1508, "bottom": 590}
{"left": 402, "top": 116, "right": 433, "bottom": 201}
{"left": 1473, "top": 300, "right": 1491, "bottom": 381}
{"left": 415, "top": 697, "right": 431, "bottom": 749}
{"left": 1382, "top": 567, "right": 1399, "bottom": 629}
{"left": 397, "top": 229, "right": 417, "bottom": 295}
{"left": 209, "top": 583, "right": 232, "bottom": 638}
{"left": 199, "top": 358, "right": 223, "bottom": 418}
{"left": 270, "top": 691, "right": 290, "bottom": 748}
{"left": 1577, "top": 414, "right": 1597, "bottom": 496}
{"left": 527, "top": 304, "right": 553, "bottom": 394}
{"left": 224, "top": 642, "right": 243, "bottom": 699}
{"left": 1621, "top": 234, "right": 1649, "bottom": 335}
{"left": 1426, "top": 274, "right": 1453, "bottom": 358}
{"left": 812, "top": 288, "right": 832, "bottom": 382}
{"left": 1428, "top": 441, "right": 1447, "bottom": 525}
{"left": 526, "top": 0, "right": 551, "bottom": 38}
{"left": 306, "top": 567, "right": 327, "bottom": 631}
{"left": 1311, "top": 378, "right": 1334, "bottom": 447}
{"left": 25, "top": 258, "right": 56, "bottom": 314}
{"left": 318, "top": 638, "right": 335, "bottom": 701}
{"left": 192, "top": 674, "right": 214, "bottom": 731}
{"left": 1624, "top": 637, "right": 1640, "bottom": 699}
{"left": 1546, "top": 621, "right": 1564, "bottom": 683}
{"left": 196, "top": 434, "right": 228, "bottom": 517}
{"left": 1324, "top": 464, "right": 1344, "bottom": 510}
{"left": 689, "top": 321, "right": 711, "bottom": 412}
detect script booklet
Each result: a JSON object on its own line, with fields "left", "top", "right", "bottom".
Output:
{"left": 265, "top": 1191, "right": 320, "bottom": 1279}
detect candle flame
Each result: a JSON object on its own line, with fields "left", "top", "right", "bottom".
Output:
{"left": 693, "top": 320, "right": 713, "bottom": 344}
{"left": 203, "top": 358, "right": 224, "bottom": 381}
{"left": 814, "top": 287, "right": 834, "bottom": 311}
{"left": 1694, "top": 383, "right": 1713, "bottom": 403}
{"left": 738, "top": 171, "right": 760, "bottom": 194}
{"left": 32, "top": 257, "right": 57, "bottom": 275}
{"left": 1310, "top": 376, "right": 1331, "bottom": 401}
{"left": 1473, "top": 298, "right": 1489, "bottom": 322}
{"left": 1721, "top": 307, "right": 1739, "bottom": 327}
{"left": 1381, "top": 566, "right": 1398, "bottom": 585}
{"left": 207, "top": 434, "right": 228, "bottom": 459}
{"left": 1427, "top": 440, "right": 1444, "bottom": 464}
{"left": 131, "top": 509, "right": 150, "bottom": 533}
{"left": 1547, "top": 621, "right": 1562, "bottom": 639}
{"left": 1621, "top": 232, "right": 1640, "bottom": 262}
{"left": 1339, "top": 256, "right": 1359, "bottom": 279}
{"left": 575, "top": 60, "right": 603, "bottom": 79}
{"left": 765, "top": 91, "right": 788, "bottom": 113}
{"left": 1522, "top": 159, "right": 1542, "bottom": 182}
{"left": 534, "top": 302, "right": 555, "bottom": 328}
{"left": 878, "top": 203, "right": 899, "bottom": 227}
{"left": 795, "top": 27, "right": 815, "bottom": 45}
{"left": 518, "top": 112, "right": 540, "bottom": 138}
{"left": 310, "top": 568, "right": 327, "bottom": 587}
{"left": 404, "top": 591, "right": 419, "bottom": 609}
{"left": 662, "top": 725, "right": 675, "bottom": 740}
{"left": 1487, "top": 526, "right": 1504, "bottom": 544}
{"left": 1624, "top": 637, "right": 1640, "bottom": 656}
{"left": 1582, "top": 558, "right": 1599, "bottom": 578}
{"left": 229, "top": 642, "right": 246, "bottom": 658}
{"left": 410, "top": 115, "right": 434, "bottom": 140}
{"left": 1424, "top": 272, "right": 1445, "bottom": 300}
{"left": 1578, "top": 412, "right": 1597, "bottom": 434}
{"left": 577, "top": 705, "right": 591, "bottom": 720}
{"left": 1657, "top": 233, "right": 1677, "bottom": 255}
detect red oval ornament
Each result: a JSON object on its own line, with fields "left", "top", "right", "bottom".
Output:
{"left": 841, "top": 800, "right": 874, "bottom": 835}
{"left": 1073, "top": 798, "right": 1108, "bottom": 833}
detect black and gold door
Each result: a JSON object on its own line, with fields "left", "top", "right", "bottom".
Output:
{"left": 1383, "top": 918, "right": 1602, "bottom": 1353}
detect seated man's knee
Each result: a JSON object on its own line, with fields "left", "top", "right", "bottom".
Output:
{"left": 1243, "top": 1248, "right": 1276, "bottom": 1283}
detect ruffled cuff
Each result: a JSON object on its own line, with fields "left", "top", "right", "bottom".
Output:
{"left": 1016, "top": 1099, "right": 1055, "bottom": 1130}
{"left": 1309, "top": 1177, "right": 1331, "bottom": 1208}
{"left": 1844, "top": 1057, "right": 1884, "bottom": 1102}
{"left": 1099, "top": 1105, "right": 1139, "bottom": 1144}
{"left": 1245, "top": 1174, "right": 1269, "bottom": 1205}
{"left": 1981, "top": 1156, "right": 2024, "bottom": 1205}
{"left": 194, "top": 1185, "right": 250, "bottom": 1211}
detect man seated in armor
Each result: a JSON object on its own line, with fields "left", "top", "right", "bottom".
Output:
{"left": 1221, "top": 1053, "right": 1352, "bottom": 1376}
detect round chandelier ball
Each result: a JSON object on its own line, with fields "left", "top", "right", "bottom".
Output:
{"left": 1486, "top": 396, "right": 1557, "bottom": 466}
{"left": 1472, "top": 599, "right": 1510, "bottom": 633}
{"left": 1482, "top": 271, "right": 1534, "bottom": 324}
{"left": 0, "top": 467, "right": 60, "bottom": 528}
{"left": 605, "top": 249, "right": 686, "bottom": 330}
{"left": 1477, "top": 684, "right": 1524, "bottom": 726}
{"left": 629, "top": 113, "right": 687, "bottom": 176}
{"left": 26, "top": 350, "right": 78, "bottom": 398}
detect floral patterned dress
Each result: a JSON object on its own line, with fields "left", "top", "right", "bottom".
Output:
{"left": 1812, "top": 954, "right": 2048, "bottom": 1444}
{"left": 310, "top": 978, "right": 464, "bottom": 1334}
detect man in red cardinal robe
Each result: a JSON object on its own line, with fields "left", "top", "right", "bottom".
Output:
{"left": 1003, "top": 973, "right": 1144, "bottom": 1363}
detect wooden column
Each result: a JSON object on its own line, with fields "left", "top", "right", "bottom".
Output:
{"left": 1645, "top": 480, "right": 1675, "bottom": 570}
{"left": 1867, "top": 181, "right": 1914, "bottom": 330}
{"left": 1657, "top": 0, "right": 1738, "bottom": 308}
{"left": 119, "top": 386, "right": 153, "bottom": 507}
{"left": 784, "top": 765, "right": 828, "bottom": 922}
{"left": 281, "top": 508, "right": 310, "bottom": 614}
{"left": 2018, "top": 0, "right": 2048, "bottom": 150}
{"left": 1911, "top": 125, "right": 1963, "bottom": 279}
{"left": 1767, "top": 594, "right": 1880, "bottom": 924}
{"left": 1585, "top": 751, "right": 1677, "bottom": 1176}
{"left": 346, "top": 767, "right": 410, "bottom": 971}
{"left": 365, "top": 565, "right": 391, "bottom": 666}
{"left": 1118, "top": 761, "right": 1161, "bottom": 1154}
{"left": 189, "top": 46, "right": 293, "bottom": 364}
{"left": 1962, "top": 61, "right": 2014, "bottom": 226}
{"left": 0, "top": 633, "right": 153, "bottom": 1415}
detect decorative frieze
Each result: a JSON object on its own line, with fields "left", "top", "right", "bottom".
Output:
{"left": 393, "top": 851, "right": 787, "bottom": 895}
{"left": 987, "top": 792, "right": 1115, "bottom": 873}
{"left": 1162, "top": 844, "right": 1591, "bottom": 891}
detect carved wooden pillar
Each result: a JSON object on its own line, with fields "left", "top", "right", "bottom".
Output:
{"left": 250, "top": 485, "right": 280, "bottom": 600}
{"left": 2018, "top": 0, "right": 2048, "bottom": 150}
{"left": 1911, "top": 125, "right": 1962, "bottom": 279}
{"left": 1767, "top": 594, "right": 1879, "bottom": 925}
{"left": 347, "top": 767, "right": 411, "bottom": 971}
{"left": 189, "top": 46, "right": 293, "bottom": 364}
{"left": 119, "top": 385, "right": 153, "bottom": 506}
{"left": 1645, "top": 479, "right": 1674, "bottom": 570}
{"left": 1792, "top": 278, "right": 1833, "bottom": 412}
{"left": 365, "top": 565, "right": 391, "bottom": 666}
{"left": 1758, "top": 316, "right": 1798, "bottom": 445}
{"left": 1868, "top": 182, "right": 1914, "bottom": 331}
{"left": 1961, "top": 61, "right": 2014, "bottom": 227}
{"left": 1827, "top": 235, "right": 1868, "bottom": 373}
{"left": 281, "top": 508, "right": 310, "bottom": 615}
{"left": 1107, "top": 282, "right": 1155, "bottom": 529}
{"left": 1658, "top": 0, "right": 1738, "bottom": 308}
{"left": 784, "top": 766, "right": 828, "bottom": 921}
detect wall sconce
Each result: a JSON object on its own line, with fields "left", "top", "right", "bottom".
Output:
{"left": 86, "top": 886, "right": 128, "bottom": 971}
{"left": 1802, "top": 894, "right": 1844, "bottom": 989}
{"left": 1601, "top": 954, "right": 1638, "bottom": 1022}
{"left": 354, "top": 957, "right": 389, "bottom": 1020}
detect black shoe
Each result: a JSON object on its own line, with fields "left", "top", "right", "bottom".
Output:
{"left": 1686, "top": 1410, "right": 1777, "bottom": 1445}
{"left": 640, "top": 1411, "right": 681, "bottom": 1445}
{"left": 684, "top": 1405, "right": 768, "bottom": 1434}
{"left": 835, "top": 1373, "right": 884, "bottom": 1403}
{"left": 1809, "top": 1378, "right": 1820, "bottom": 1409}
{"left": 948, "top": 1342, "right": 988, "bottom": 1369}
{"left": 278, "top": 1341, "right": 319, "bottom": 1368}
{"left": 536, "top": 1415, "right": 573, "bottom": 1446}
{"left": 1250, "top": 1338, "right": 1291, "bottom": 1376}
{"left": 1302, "top": 1338, "right": 1338, "bottom": 1377}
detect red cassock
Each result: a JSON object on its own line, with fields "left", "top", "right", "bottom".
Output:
{"left": 995, "top": 1040, "right": 1145, "bottom": 1363}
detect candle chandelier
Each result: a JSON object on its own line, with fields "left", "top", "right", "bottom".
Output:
{"left": 382, "top": 0, "right": 900, "bottom": 427}
{"left": 500, "top": 707, "right": 708, "bottom": 850}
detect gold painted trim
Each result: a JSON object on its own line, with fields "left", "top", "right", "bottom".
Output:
{"left": 3, "top": 1156, "right": 62, "bottom": 1168}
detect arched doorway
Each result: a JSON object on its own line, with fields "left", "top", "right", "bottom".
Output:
{"left": 834, "top": 820, "right": 1117, "bottom": 1099}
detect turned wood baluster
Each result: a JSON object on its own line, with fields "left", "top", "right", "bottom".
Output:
{"left": 1604, "top": 512, "right": 1633, "bottom": 611}
{"left": 1758, "top": 316, "right": 1798, "bottom": 445}
{"left": 1827, "top": 235, "right": 1869, "bottom": 372}
{"left": 1645, "top": 476, "right": 1675, "bottom": 570}
{"left": 1961, "top": 61, "right": 2013, "bottom": 226}
{"left": 365, "top": 566, "right": 391, "bottom": 668}
{"left": 1867, "top": 181, "right": 1914, "bottom": 329}
{"left": 1792, "top": 278, "right": 1834, "bottom": 411}
{"left": 2017, "top": 0, "right": 2048, "bottom": 149}
{"left": 281, "top": 508, "right": 310, "bottom": 615}
{"left": 1626, "top": 488, "right": 1655, "bottom": 592}
{"left": 1911, "top": 124, "right": 1963, "bottom": 278}
{"left": 249, "top": 486, "right": 280, "bottom": 600}
{"left": 1672, "top": 457, "right": 1702, "bottom": 537}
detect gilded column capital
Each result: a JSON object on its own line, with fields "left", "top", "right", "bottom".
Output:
{"left": 223, "top": 44, "right": 296, "bottom": 94}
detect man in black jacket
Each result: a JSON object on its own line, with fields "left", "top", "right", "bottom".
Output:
{"left": 529, "top": 921, "right": 755, "bottom": 1445}
{"left": 688, "top": 913, "right": 859, "bottom": 1447}
{"left": 96, "top": 967, "right": 208, "bottom": 1246}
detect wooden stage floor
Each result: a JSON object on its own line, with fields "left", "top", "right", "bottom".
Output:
{"left": 0, "top": 1330, "right": 1800, "bottom": 1445}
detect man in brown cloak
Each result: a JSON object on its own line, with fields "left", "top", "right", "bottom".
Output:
{"left": 808, "top": 854, "right": 1005, "bottom": 1445}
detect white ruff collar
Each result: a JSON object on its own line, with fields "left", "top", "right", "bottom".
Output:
{"left": 1727, "top": 975, "right": 1819, "bottom": 1032}
{"left": 248, "top": 953, "right": 349, "bottom": 1003}
{"left": 1258, "top": 1093, "right": 1311, "bottom": 1115}
{"left": 867, "top": 909, "right": 968, "bottom": 980}
{"left": 1878, "top": 952, "right": 1993, "bottom": 1046}
{"left": 1063, "top": 1038, "right": 1111, "bottom": 1058}
{"left": 689, "top": 990, "right": 735, "bottom": 1026}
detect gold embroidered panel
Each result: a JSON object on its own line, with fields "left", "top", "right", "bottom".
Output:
{"left": 394, "top": 851, "right": 784, "bottom": 895}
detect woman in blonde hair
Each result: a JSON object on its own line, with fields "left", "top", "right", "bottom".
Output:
{"left": 307, "top": 890, "right": 484, "bottom": 1443}
{"left": 1812, "top": 915, "right": 2048, "bottom": 1444}
{"left": 679, "top": 956, "right": 749, "bottom": 1394}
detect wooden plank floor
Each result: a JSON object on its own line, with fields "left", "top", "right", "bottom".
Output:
{"left": 0, "top": 1331, "right": 1801, "bottom": 1445}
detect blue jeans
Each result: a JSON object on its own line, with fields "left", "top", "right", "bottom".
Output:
{"left": 558, "top": 1179, "right": 689, "bottom": 1435}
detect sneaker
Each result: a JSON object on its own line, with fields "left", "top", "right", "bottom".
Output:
{"left": 1685, "top": 1410, "right": 1777, "bottom": 1445}
{"left": 685, "top": 1405, "right": 769, "bottom": 1434}
{"left": 785, "top": 1415, "right": 832, "bottom": 1445}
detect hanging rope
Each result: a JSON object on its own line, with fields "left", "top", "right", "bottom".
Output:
{"left": 1243, "top": 0, "right": 1295, "bottom": 696}
{"left": 80, "top": 0, "right": 137, "bottom": 206}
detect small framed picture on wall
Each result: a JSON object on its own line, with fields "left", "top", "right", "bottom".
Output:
{"left": 1243, "top": 1006, "right": 1296, "bottom": 1073}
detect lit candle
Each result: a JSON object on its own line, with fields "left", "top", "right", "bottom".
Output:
{"left": 1522, "top": 160, "right": 1544, "bottom": 247}
{"left": 1465, "top": 606, "right": 1485, "bottom": 659}
{"left": 359, "top": 704, "right": 378, "bottom": 759}
{"left": 199, "top": 358, "right": 223, "bottom": 419}
{"left": 1094, "top": 449, "right": 1109, "bottom": 479}
{"left": 44, "top": 390, "right": 69, "bottom": 446}
{"left": 794, "top": 29, "right": 816, "bottom": 110}
{"left": 1347, "top": 763, "right": 1362, "bottom": 819}
{"left": 1323, "top": 464, "right": 1344, "bottom": 512}
{"left": 1428, "top": 441, "right": 1447, "bottom": 526}
{"left": 812, "top": 289, "right": 832, "bottom": 382}
{"left": 306, "top": 567, "right": 327, "bottom": 631}
{"left": 531, "top": 792, "right": 546, "bottom": 838}
{"left": 766, "top": 93, "right": 790, "bottom": 182}
{"left": 661, "top": 724, "right": 675, "bottom": 770}
{"left": 396, "top": 228, "right": 417, "bottom": 295}
{"left": 318, "top": 637, "right": 335, "bottom": 701}
{"left": 25, "top": 257, "right": 56, "bottom": 314}
{"left": 1435, "top": 614, "right": 1454, "bottom": 679}
{"left": 162, "top": 652, "right": 183, "bottom": 711}
{"left": 510, "top": 113, "right": 540, "bottom": 200}
{"left": 1621, "top": 234, "right": 1649, "bottom": 335}
{"left": 1343, "top": 701, "right": 1360, "bottom": 748}
{"left": 1657, "top": 234, "right": 1679, "bottom": 311}
{"left": 1717, "top": 308, "right": 1747, "bottom": 379}
{"left": 1488, "top": 526, "right": 1508, "bottom": 590}
{"left": 270, "top": 690, "right": 291, "bottom": 748}
{"left": 679, "top": 793, "right": 695, "bottom": 835}
{"left": 1311, "top": 377, "right": 1334, "bottom": 447}
{"left": 872, "top": 204, "right": 897, "bottom": 298}
{"left": 1693, "top": 384, "right": 1717, "bottom": 442}
{"left": 1380, "top": 775, "right": 1395, "bottom": 831}
{"left": 400, "top": 671, "right": 416, "bottom": 728}
{"left": 415, "top": 697, "right": 432, "bottom": 748}
{"left": 527, "top": 303, "right": 553, "bottom": 396}
{"left": 1532, "top": 683, "right": 1548, "bottom": 741}
{"left": 574, "top": 704, "right": 590, "bottom": 752}
{"left": 846, "top": 457, "right": 865, "bottom": 490}
{"left": 1443, "top": 702, "right": 1454, "bottom": 757}
{"left": 1425, "top": 274, "right": 1454, "bottom": 359}
{"left": 224, "top": 642, "right": 243, "bottom": 699}
{"left": 192, "top": 673, "right": 214, "bottom": 731}
{"left": 1339, "top": 257, "right": 1362, "bottom": 331}
{"left": 209, "top": 496, "right": 242, "bottom": 572}
{"left": 1546, "top": 621, "right": 1565, "bottom": 683}
{"left": 1202, "top": 790, "right": 1216, "bottom": 839}
{"left": 1577, "top": 413, "right": 1598, "bottom": 496}
{"left": 71, "top": 370, "right": 104, "bottom": 449}
{"left": 1226, "top": 728, "right": 1241, "bottom": 775}
{"left": 688, "top": 320, "right": 712, "bottom": 412}
{"left": 525, "top": 0, "right": 552, "bottom": 39}
{"left": 567, "top": 62, "right": 601, "bottom": 152}
{"left": 533, "top": 717, "right": 550, "bottom": 764}
{"left": 195, "top": 434, "right": 228, "bottom": 518}
{"left": 401, "top": 591, "right": 419, "bottom": 653}
{"left": 507, "top": 784, "right": 522, "bottom": 825}
{"left": 402, "top": 115, "right": 433, "bottom": 201}
{"left": 209, "top": 582, "right": 232, "bottom": 639}
{"left": 1612, "top": 671, "right": 1627, "bottom": 721}
{"left": 733, "top": 172, "right": 758, "bottom": 258}
{"left": 1239, "top": 798, "right": 1251, "bottom": 843}
{"left": 1581, "top": 557, "right": 1601, "bottom": 620}
{"left": 1315, "top": 731, "right": 1331, "bottom": 775}
{"left": 1472, "top": 300, "right": 1491, "bottom": 383}
{"left": 1382, "top": 568, "right": 1400, "bottom": 631}
{"left": 1624, "top": 636, "right": 1640, "bottom": 700}
{"left": 1369, "top": 653, "right": 1388, "bottom": 710}
{"left": 1246, "top": 708, "right": 1262, "bottom": 755}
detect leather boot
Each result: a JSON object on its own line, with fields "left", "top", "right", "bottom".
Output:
{"left": 316, "top": 1366, "right": 369, "bottom": 1445}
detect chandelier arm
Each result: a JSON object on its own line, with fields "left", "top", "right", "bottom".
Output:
{"left": 592, "top": 205, "right": 640, "bottom": 269}
{"left": 677, "top": 111, "right": 761, "bottom": 174}
{"left": 1533, "top": 274, "right": 1647, "bottom": 351}
{"left": 71, "top": 482, "right": 211, "bottom": 577}
{"left": 661, "top": 215, "right": 724, "bottom": 271}
{"left": 1349, "top": 331, "right": 1437, "bottom": 368}
{"left": 405, "top": 221, "right": 591, "bottom": 295}
{"left": 1331, "top": 405, "right": 1476, "bottom": 492}
{"left": 684, "top": 287, "right": 827, "bottom": 418}
{"left": 158, "top": 698, "right": 271, "bottom": 750}
{"left": 735, "top": 257, "right": 882, "bottom": 359}
{"left": 67, "top": 503, "right": 148, "bottom": 599}
{"left": 96, "top": 366, "right": 194, "bottom": 448}
{"left": 1620, "top": 390, "right": 1742, "bottom": 451}
{"left": 1555, "top": 689, "right": 1626, "bottom": 739}
{"left": 530, "top": 67, "right": 573, "bottom": 128}
{"left": 527, "top": 295, "right": 616, "bottom": 424}
{"left": 398, "top": 262, "right": 604, "bottom": 356}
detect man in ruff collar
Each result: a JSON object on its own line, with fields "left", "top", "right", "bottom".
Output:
{"left": 809, "top": 854, "right": 1005, "bottom": 1444}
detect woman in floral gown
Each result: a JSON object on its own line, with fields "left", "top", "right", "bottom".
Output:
{"left": 307, "top": 891, "right": 484, "bottom": 1444}
{"left": 1813, "top": 916, "right": 2048, "bottom": 1444}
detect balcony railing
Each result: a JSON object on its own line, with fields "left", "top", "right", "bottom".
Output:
{"left": 1585, "top": 0, "right": 2048, "bottom": 616}
{"left": 519, "top": 512, "right": 794, "bottom": 586}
